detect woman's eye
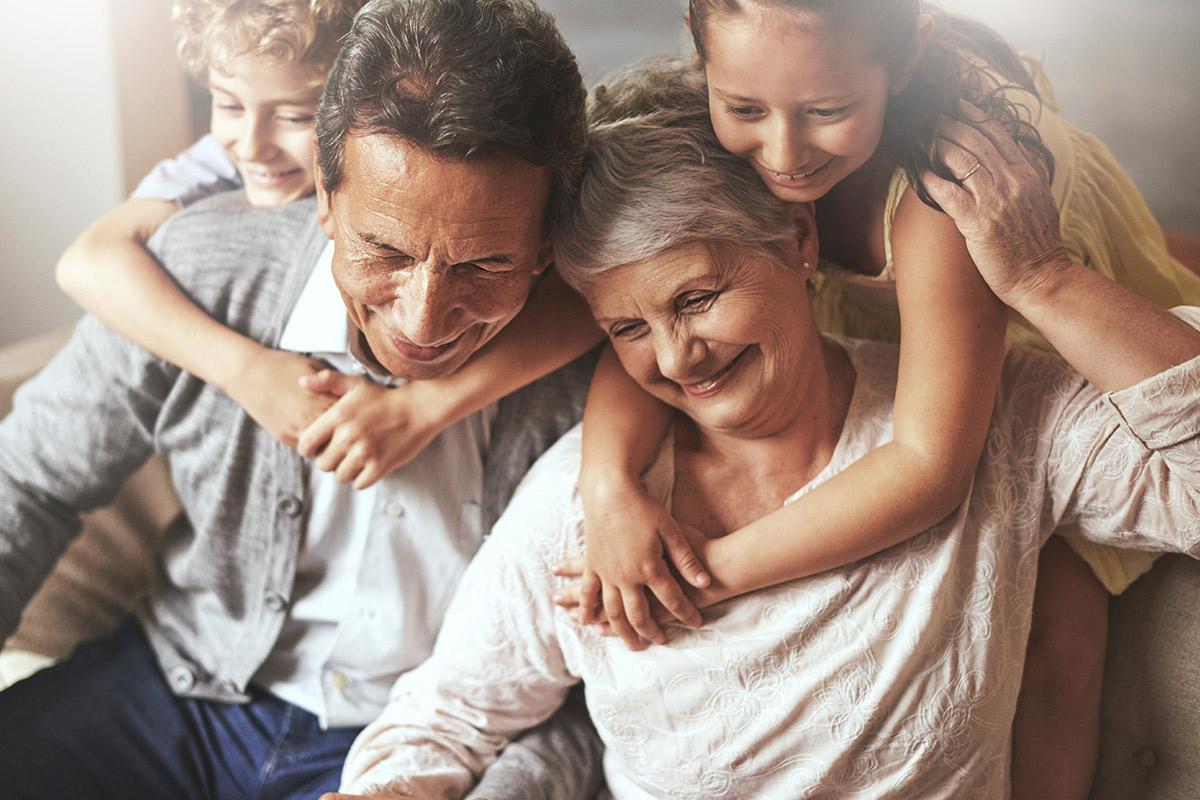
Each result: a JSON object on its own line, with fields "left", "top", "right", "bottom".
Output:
{"left": 278, "top": 114, "right": 315, "bottom": 125}
{"left": 809, "top": 105, "right": 849, "bottom": 119}
{"left": 724, "top": 104, "right": 762, "bottom": 119}
{"left": 609, "top": 322, "right": 646, "bottom": 339}
{"left": 215, "top": 103, "right": 242, "bottom": 113}
{"left": 678, "top": 292, "right": 718, "bottom": 312}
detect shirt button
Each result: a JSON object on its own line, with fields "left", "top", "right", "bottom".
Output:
{"left": 1136, "top": 746, "right": 1158, "bottom": 769}
{"left": 169, "top": 665, "right": 196, "bottom": 693}
{"left": 385, "top": 501, "right": 406, "bottom": 518}
{"left": 330, "top": 671, "right": 349, "bottom": 690}
{"left": 265, "top": 592, "right": 288, "bottom": 612}
{"left": 278, "top": 495, "right": 303, "bottom": 518}
{"left": 220, "top": 678, "right": 240, "bottom": 694}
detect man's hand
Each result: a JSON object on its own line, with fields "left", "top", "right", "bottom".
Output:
{"left": 222, "top": 346, "right": 338, "bottom": 448}
{"left": 319, "top": 793, "right": 413, "bottom": 800}
{"left": 297, "top": 371, "right": 447, "bottom": 489}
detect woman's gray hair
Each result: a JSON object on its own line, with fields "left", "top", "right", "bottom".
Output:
{"left": 554, "top": 57, "right": 797, "bottom": 293}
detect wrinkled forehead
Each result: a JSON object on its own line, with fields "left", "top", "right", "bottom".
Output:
{"left": 337, "top": 134, "right": 553, "bottom": 250}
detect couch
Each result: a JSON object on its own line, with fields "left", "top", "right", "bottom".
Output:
{"left": 2, "top": 314, "right": 1198, "bottom": 799}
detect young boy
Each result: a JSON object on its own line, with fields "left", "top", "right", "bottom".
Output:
{"left": 56, "top": 0, "right": 363, "bottom": 450}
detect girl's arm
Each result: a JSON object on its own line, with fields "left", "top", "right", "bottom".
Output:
{"left": 296, "top": 269, "right": 606, "bottom": 488}
{"left": 697, "top": 191, "right": 1010, "bottom": 601}
{"left": 56, "top": 198, "right": 335, "bottom": 446}
{"left": 576, "top": 347, "right": 708, "bottom": 650}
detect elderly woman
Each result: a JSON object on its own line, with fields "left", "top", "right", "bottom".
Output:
{"left": 333, "top": 61, "right": 1200, "bottom": 798}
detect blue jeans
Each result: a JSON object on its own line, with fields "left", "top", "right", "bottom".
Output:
{"left": 0, "top": 619, "right": 361, "bottom": 799}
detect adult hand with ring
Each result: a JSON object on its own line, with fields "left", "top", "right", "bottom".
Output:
{"left": 920, "top": 99, "right": 1071, "bottom": 307}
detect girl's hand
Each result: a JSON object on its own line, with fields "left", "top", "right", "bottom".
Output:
{"left": 223, "top": 346, "right": 338, "bottom": 447}
{"left": 578, "top": 480, "right": 710, "bottom": 650}
{"left": 296, "top": 371, "right": 445, "bottom": 489}
{"left": 553, "top": 546, "right": 729, "bottom": 641}
{"left": 920, "top": 99, "right": 1072, "bottom": 307}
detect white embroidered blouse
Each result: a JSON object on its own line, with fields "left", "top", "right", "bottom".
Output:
{"left": 342, "top": 315, "right": 1200, "bottom": 799}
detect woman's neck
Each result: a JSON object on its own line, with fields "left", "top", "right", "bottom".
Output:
{"left": 672, "top": 337, "right": 856, "bottom": 533}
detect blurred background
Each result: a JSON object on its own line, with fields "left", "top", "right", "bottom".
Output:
{"left": 1, "top": 0, "right": 1197, "bottom": 345}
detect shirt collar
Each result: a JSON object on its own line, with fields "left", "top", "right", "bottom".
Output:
{"left": 278, "top": 240, "right": 350, "bottom": 356}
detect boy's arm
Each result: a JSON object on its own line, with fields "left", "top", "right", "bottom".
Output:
{"left": 56, "top": 198, "right": 335, "bottom": 447}
{"left": 297, "top": 269, "right": 604, "bottom": 487}
{"left": 702, "top": 193, "right": 1009, "bottom": 600}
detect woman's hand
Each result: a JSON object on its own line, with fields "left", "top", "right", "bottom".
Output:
{"left": 576, "top": 480, "right": 710, "bottom": 650}
{"left": 222, "top": 346, "right": 338, "bottom": 448}
{"left": 296, "top": 372, "right": 446, "bottom": 490}
{"left": 921, "top": 99, "right": 1073, "bottom": 307}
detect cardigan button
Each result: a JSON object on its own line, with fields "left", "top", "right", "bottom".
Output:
{"left": 278, "top": 495, "right": 303, "bottom": 518}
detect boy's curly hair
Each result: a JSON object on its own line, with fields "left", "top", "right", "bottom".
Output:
{"left": 174, "top": 0, "right": 364, "bottom": 79}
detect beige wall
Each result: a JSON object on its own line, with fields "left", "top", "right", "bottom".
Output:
{"left": 0, "top": 0, "right": 192, "bottom": 347}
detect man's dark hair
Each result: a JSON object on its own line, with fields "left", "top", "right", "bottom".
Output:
{"left": 316, "top": 0, "right": 587, "bottom": 229}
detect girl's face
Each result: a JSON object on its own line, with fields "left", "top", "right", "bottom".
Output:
{"left": 208, "top": 54, "right": 324, "bottom": 207}
{"left": 702, "top": 5, "right": 893, "bottom": 203}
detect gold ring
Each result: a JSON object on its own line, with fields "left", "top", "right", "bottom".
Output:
{"left": 960, "top": 161, "right": 982, "bottom": 181}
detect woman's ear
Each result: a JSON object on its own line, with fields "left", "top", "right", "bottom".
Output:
{"left": 790, "top": 202, "right": 820, "bottom": 275}
{"left": 890, "top": 12, "right": 935, "bottom": 95}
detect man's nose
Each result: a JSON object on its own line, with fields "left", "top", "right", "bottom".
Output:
{"left": 392, "top": 265, "right": 460, "bottom": 346}
{"left": 234, "top": 114, "right": 275, "bottom": 163}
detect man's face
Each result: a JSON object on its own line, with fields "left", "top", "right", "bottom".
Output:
{"left": 317, "top": 134, "right": 553, "bottom": 380}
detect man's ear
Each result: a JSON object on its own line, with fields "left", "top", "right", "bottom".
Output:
{"left": 534, "top": 237, "right": 554, "bottom": 277}
{"left": 890, "top": 12, "right": 935, "bottom": 95}
{"left": 790, "top": 202, "right": 819, "bottom": 274}
{"left": 313, "top": 141, "right": 335, "bottom": 239}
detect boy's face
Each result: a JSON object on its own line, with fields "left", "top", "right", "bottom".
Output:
{"left": 208, "top": 54, "right": 324, "bottom": 207}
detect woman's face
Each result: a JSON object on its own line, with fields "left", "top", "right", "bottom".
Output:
{"left": 586, "top": 241, "right": 821, "bottom": 438}
{"left": 208, "top": 54, "right": 323, "bottom": 207}
{"left": 702, "top": 5, "right": 892, "bottom": 203}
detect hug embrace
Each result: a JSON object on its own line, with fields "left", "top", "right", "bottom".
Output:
{"left": 1, "top": 1, "right": 1198, "bottom": 798}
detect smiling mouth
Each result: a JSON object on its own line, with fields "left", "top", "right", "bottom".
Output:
{"left": 759, "top": 159, "right": 830, "bottom": 184}
{"left": 242, "top": 167, "right": 302, "bottom": 185}
{"left": 683, "top": 348, "right": 748, "bottom": 396}
{"left": 388, "top": 332, "right": 465, "bottom": 363}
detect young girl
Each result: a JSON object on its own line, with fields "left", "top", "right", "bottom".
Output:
{"left": 565, "top": 2, "right": 1200, "bottom": 796}
{"left": 56, "top": 0, "right": 601, "bottom": 489}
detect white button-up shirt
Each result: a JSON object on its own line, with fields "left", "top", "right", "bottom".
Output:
{"left": 253, "top": 242, "right": 497, "bottom": 727}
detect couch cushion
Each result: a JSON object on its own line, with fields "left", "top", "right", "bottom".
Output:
{"left": 1092, "top": 554, "right": 1200, "bottom": 799}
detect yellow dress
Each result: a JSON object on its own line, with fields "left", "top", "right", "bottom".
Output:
{"left": 810, "top": 58, "right": 1200, "bottom": 595}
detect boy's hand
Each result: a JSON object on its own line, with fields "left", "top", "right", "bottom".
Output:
{"left": 578, "top": 480, "right": 711, "bottom": 650}
{"left": 296, "top": 371, "right": 445, "bottom": 489}
{"left": 224, "top": 347, "right": 338, "bottom": 447}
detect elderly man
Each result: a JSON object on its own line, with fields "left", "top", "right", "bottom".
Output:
{"left": 0, "top": 0, "right": 601, "bottom": 797}
{"left": 332, "top": 63, "right": 1200, "bottom": 798}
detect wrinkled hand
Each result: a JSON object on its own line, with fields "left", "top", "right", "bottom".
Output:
{"left": 921, "top": 99, "right": 1072, "bottom": 306}
{"left": 224, "top": 346, "right": 337, "bottom": 448}
{"left": 297, "top": 371, "right": 445, "bottom": 489}
{"left": 577, "top": 481, "right": 710, "bottom": 650}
